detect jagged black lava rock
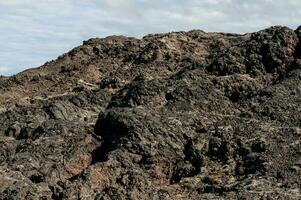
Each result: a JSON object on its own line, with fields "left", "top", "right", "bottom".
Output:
{"left": 0, "top": 26, "right": 300, "bottom": 199}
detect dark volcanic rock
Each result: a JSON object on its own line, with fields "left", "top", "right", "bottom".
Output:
{"left": 0, "top": 26, "right": 301, "bottom": 199}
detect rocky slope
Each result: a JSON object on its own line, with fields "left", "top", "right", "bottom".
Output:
{"left": 0, "top": 26, "right": 301, "bottom": 199}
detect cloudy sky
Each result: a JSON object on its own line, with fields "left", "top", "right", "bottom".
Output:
{"left": 0, "top": 0, "right": 300, "bottom": 75}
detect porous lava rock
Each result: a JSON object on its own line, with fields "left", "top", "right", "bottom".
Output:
{"left": 0, "top": 26, "right": 300, "bottom": 199}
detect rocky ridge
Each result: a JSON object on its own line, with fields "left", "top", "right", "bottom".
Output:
{"left": 0, "top": 26, "right": 301, "bottom": 199}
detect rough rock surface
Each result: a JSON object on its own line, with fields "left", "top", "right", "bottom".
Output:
{"left": 0, "top": 26, "right": 301, "bottom": 199}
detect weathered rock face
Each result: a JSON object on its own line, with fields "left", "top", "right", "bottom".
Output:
{"left": 0, "top": 26, "right": 301, "bottom": 199}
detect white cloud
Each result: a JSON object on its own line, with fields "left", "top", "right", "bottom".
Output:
{"left": 0, "top": 0, "right": 300, "bottom": 75}
{"left": 0, "top": 66, "right": 9, "bottom": 73}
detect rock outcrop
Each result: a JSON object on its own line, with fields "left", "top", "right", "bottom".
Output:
{"left": 0, "top": 26, "right": 300, "bottom": 199}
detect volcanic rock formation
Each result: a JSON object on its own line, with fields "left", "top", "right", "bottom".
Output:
{"left": 0, "top": 26, "right": 301, "bottom": 199}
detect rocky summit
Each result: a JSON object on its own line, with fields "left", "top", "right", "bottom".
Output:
{"left": 0, "top": 26, "right": 301, "bottom": 200}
